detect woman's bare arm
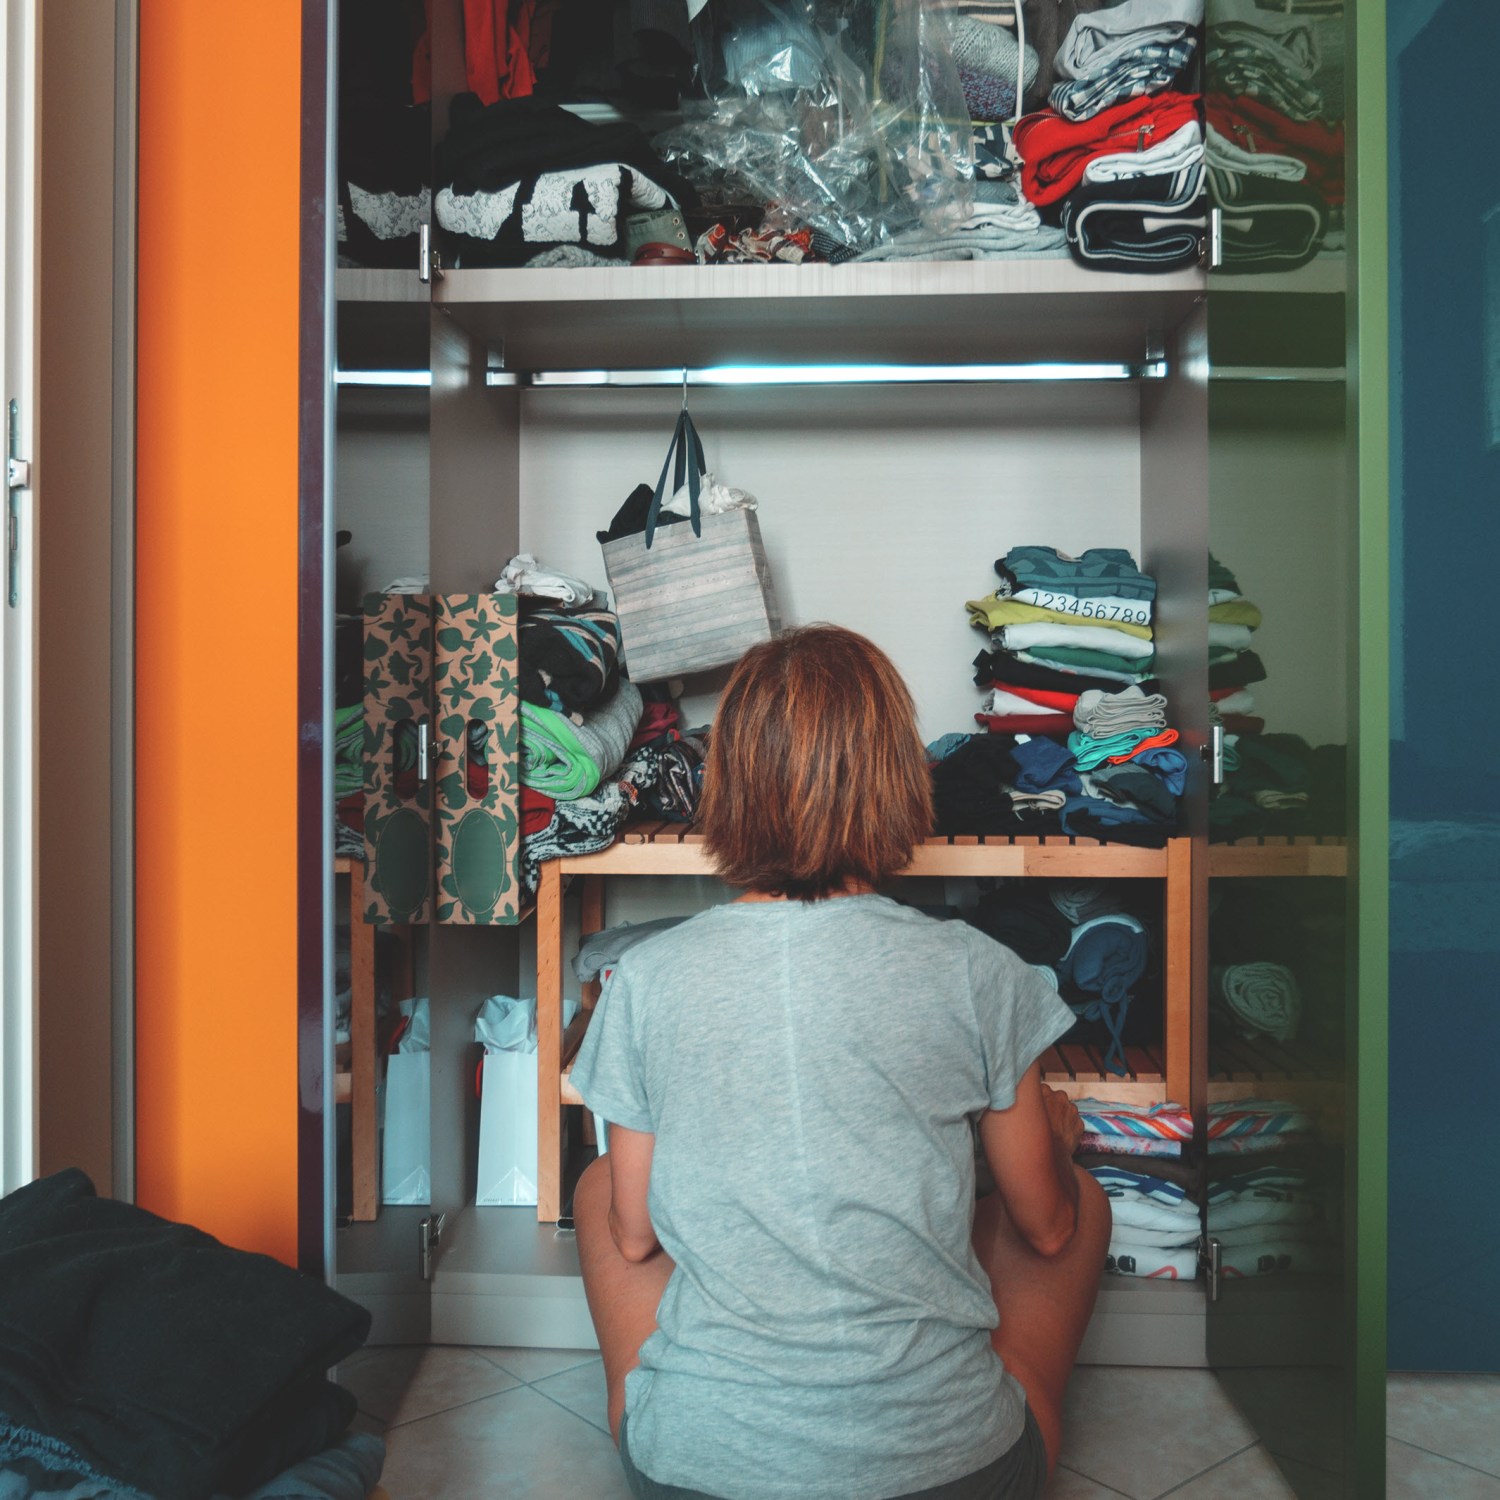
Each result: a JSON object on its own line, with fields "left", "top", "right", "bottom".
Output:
{"left": 605, "top": 1124, "right": 662, "bottom": 1263}
{"left": 978, "top": 1061, "right": 1082, "bottom": 1258}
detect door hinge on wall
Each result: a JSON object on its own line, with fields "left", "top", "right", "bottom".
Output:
{"left": 1207, "top": 208, "right": 1224, "bottom": 271}
{"left": 419, "top": 1212, "right": 447, "bottom": 1280}
{"left": 7, "top": 398, "right": 30, "bottom": 609}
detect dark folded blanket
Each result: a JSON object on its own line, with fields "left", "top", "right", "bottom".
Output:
{"left": 518, "top": 605, "right": 622, "bottom": 716}
{"left": 0, "top": 1171, "right": 370, "bottom": 1500}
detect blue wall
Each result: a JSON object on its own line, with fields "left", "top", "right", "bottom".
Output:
{"left": 1388, "top": 0, "right": 1500, "bottom": 1370}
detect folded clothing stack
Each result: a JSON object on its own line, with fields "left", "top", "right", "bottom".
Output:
{"left": 1207, "top": 1163, "right": 1337, "bottom": 1277}
{"left": 1088, "top": 1162, "right": 1201, "bottom": 1280}
{"left": 1203, "top": 0, "right": 1341, "bottom": 271}
{"left": 966, "top": 883, "right": 1153, "bottom": 1075}
{"left": 955, "top": 546, "right": 1184, "bottom": 844}
{"left": 1211, "top": 732, "right": 1346, "bottom": 841}
{"left": 1013, "top": 0, "right": 1205, "bottom": 276}
{"left": 1207, "top": 1097, "right": 1316, "bottom": 1156}
{"left": 976, "top": 546, "right": 1159, "bottom": 686}
{"left": 0, "top": 1170, "right": 378, "bottom": 1500}
{"left": 1074, "top": 1097, "right": 1193, "bottom": 1159}
{"left": 434, "top": 96, "right": 694, "bottom": 268}
{"left": 1206, "top": 555, "right": 1265, "bottom": 735}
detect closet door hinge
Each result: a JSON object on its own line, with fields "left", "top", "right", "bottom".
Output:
{"left": 1202, "top": 1236, "right": 1223, "bottom": 1303}
{"left": 418, "top": 224, "right": 443, "bottom": 285}
{"left": 7, "top": 398, "right": 30, "bottom": 609}
{"left": 1206, "top": 208, "right": 1224, "bottom": 271}
{"left": 416, "top": 717, "right": 433, "bottom": 783}
{"left": 419, "top": 1212, "right": 447, "bottom": 1280}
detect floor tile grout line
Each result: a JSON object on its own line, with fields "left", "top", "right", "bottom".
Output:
{"left": 475, "top": 1347, "right": 601, "bottom": 1383}
{"left": 383, "top": 1380, "right": 529, "bottom": 1432}
{"left": 1146, "top": 1440, "right": 1262, "bottom": 1499}
{"left": 1389, "top": 1435, "right": 1500, "bottom": 1483}
{"left": 527, "top": 1380, "right": 614, "bottom": 1438}
{"left": 1053, "top": 1461, "right": 1136, "bottom": 1498}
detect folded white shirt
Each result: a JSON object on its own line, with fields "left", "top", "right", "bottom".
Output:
{"left": 1084, "top": 121, "right": 1204, "bottom": 185}
{"left": 1054, "top": 0, "right": 1203, "bottom": 81}
{"left": 997, "top": 622, "right": 1156, "bottom": 659}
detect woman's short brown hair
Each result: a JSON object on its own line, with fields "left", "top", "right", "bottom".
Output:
{"left": 699, "top": 625, "right": 934, "bottom": 899}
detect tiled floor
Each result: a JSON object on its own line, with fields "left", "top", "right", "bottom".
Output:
{"left": 342, "top": 1350, "right": 1500, "bottom": 1498}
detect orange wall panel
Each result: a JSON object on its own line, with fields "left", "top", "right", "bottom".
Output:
{"left": 135, "top": 1, "right": 305, "bottom": 1263}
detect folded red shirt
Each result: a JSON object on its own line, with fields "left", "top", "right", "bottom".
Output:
{"left": 1015, "top": 92, "right": 1202, "bottom": 207}
{"left": 1207, "top": 93, "right": 1345, "bottom": 205}
{"left": 521, "top": 787, "right": 556, "bottom": 837}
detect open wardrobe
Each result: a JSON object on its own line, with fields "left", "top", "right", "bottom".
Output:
{"left": 274, "top": 0, "right": 1389, "bottom": 1491}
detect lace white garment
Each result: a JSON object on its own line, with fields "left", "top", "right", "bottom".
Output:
{"left": 520, "top": 162, "right": 621, "bottom": 247}
{"left": 435, "top": 182, "right": 519, "bottom": 241}
{"left": 348, "top": 184, "right": 431, "bottom": 241}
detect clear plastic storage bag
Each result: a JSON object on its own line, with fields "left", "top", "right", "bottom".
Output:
{"left": 655, "top": 0, "right": 974, "bottom": 255}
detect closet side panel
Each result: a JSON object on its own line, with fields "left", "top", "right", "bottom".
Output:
{"left": 135, "top": 0, "right": 303, "bottom": 1260}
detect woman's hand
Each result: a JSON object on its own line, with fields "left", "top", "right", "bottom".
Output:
{"left": 1042, "top": 1086, "right": 1085, "bottom": 1157}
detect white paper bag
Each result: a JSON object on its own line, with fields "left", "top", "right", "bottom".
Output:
{"left": 474, "top": 994, "right": 578, "bottom": 1207}
{"left": 381, "top": 1050, "right": 431, "bottom": 1205}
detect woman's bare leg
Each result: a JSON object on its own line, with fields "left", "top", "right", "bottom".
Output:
{"left": 573, "top": 1154, "right": 677, "bottom": 1443}
{"left": 971, "top": 1165, "right": 1112, "bottom": 1474}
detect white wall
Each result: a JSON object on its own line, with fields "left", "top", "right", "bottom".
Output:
{"left": 519, "top": 382, "right": 1144, "bottom": 743}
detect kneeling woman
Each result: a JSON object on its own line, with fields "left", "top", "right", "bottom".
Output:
{"left": 571, "top": 625, "right": 1111, "bottom": 1500}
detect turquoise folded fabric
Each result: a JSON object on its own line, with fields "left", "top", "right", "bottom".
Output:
{"left": 1068, "top": 726, "right": 1156, "bottom": 771}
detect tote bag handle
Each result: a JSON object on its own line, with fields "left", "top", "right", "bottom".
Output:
{"left": 644, "top": 401, "right": 706, "bottom": 548}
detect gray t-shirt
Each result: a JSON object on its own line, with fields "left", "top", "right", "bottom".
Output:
{"left": 569, "top": 894, "right": 1075, "bottom": 1500}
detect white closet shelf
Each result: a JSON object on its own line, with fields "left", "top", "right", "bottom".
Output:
{"left": 1213, "top": 253, "right": 1347, "bottom": 297}
{"left": 435, "top": 261, "right": 1204, "bottom": 370}
{"left": 337, "top": 268, "right": 429, "bottom": 303}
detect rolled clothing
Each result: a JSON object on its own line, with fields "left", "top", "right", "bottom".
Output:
{"left": 520, "top": 679, "right": 643, "bottom": 799}
{"left": 1059, "top": 914, "right": 1149, "bottom": 1004}
{"left": 1014, "top": 91, "right": 1200, "bottom": 208}
{"left": 1051, "top": 37, "right": 1196, "bottom": 122}
{"left": 518, "top": 605, "right": 622, "bottom": 715}
{"left": 521, "top": 745, "right": 662, "bottom": 894}
{"left": 1048, "top": 881, "right": 1126, "bottom": 927}
{"left": 1059, "top": 165, "right": 1206, "bottom": 274}
{"left": 1010, "top": 788, "right": 1067, "bottom": 814}
{"left": 1083, "top": 119, "right": 1202, "bottom": 185}
{"left": 967, "top": 596, "right": 1153, "bottom": 642}
{"left": 1213, "top": 962, "right": 1302, "bottom": 1043}
{"left": 574, "top": 915, "right": 692, "bottom": 983}
{"left": 1014, "top": 645, "right": 1154, "bottom": 682}
{"left": 496, "top": 553, "right": 597, "bottom": 609}
{"left": 1073, "top": 685, "right": 1167, "bottom": 737}
{"left": 1104, "top": 1244, "right": 1199, "bottom": 1278}
{"left": 641, "top": 728, "right": 709, "bottom": 822}
{"left": 966, "top": 891, "right": 1074, "bottom": 968}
